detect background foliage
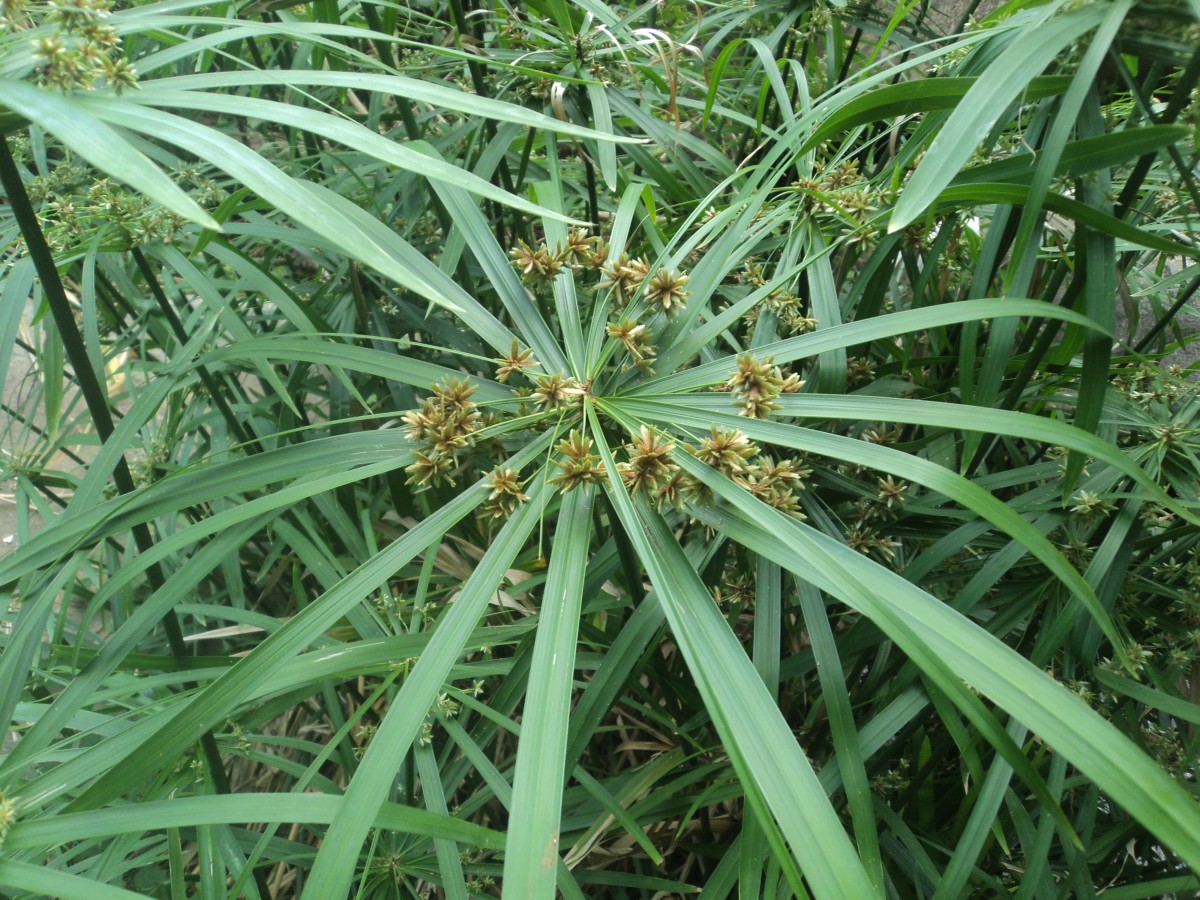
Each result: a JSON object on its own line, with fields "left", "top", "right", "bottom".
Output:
{"left": 2, "top": 0, "right": 1200, "bottom": 896}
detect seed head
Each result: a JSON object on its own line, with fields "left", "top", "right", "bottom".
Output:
{"left": 644, "top": 268, "right": 690, "bottom": 317}
{"left": 509, "top": 239, "right": 566, "bottom": 289}
{"left": 876, "top": 476, "right": 907, "bottom": 508}
{"left": 847, "top": 356, "right": 875, "bottom": 386}
{"left": 550, "top": 430, "right": 606, "bottom": 492}
{"left": 821, "top": 159, "right": 860, "bottom": 190}
{"left": 607, "top": 319, "right": 656, "bottom": 370}
{"left": 1070, "top": 490, "right": 1115, "bottom": 524}
{"left": 402, "top": 377, "right": 480, "bottom": 458}
{"left": 48, "top": 0, "right": 111, "bottom": 28}
{"left": 597, "top": 253, "right": 650, "bottom": 306}
{"left": 532, "top": 371, "right": 583, "bottom": 410}
{"left": 495, "top": 339, "right": 537, "bottom": 383}
{"left": 100, "top": 55, "right": 137, "bottom": 92}
{"left": 405, "top": 449, "right": 455, "bottom": 488}
{"left": 561, "top": 228, "right": 600, "bottom": 267}
{"left": 695, "top": 426, "right": 757, "bottom": 476}
{"left": 482, "top": 466, "right": 528, "bottom": 520}
{"left": 402, "top": 377, "right": 482, "bottom": 487}
{"left": 618, "top": 426, "right": 677, "bottom": 496}
{"left": 784, "top": 311, "right": 818, "bottom": 334}
{"left": 0, "top": 790, "right": 16, "bottom": 845}
{"left": 741, "top": 456, "right": 809, "bottom": 518}
{"left": 432, "top": 376, "right": 475, "bottom": 406}
{"left": 653, "top": 469, "right": 693, "bottom": 511}
{"left": 847, "top": 525, "right": 900, "bottom": 562}
{"left": 726, "top": 354, "right": 794, "bottom": 419}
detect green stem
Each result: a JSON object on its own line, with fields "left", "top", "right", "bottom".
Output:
{"left": 449, "top": 0, "right": 518, "bottom": 242}
{"left": 1134, "top": 272, "right": 1200, "bottom": 354}
{"left": 0, "top": 137, "right": 252, "bottom": 874}
{"left": 131, "top": 247, "right": 257, "bottom": 449}
{"left": 1114, "top": 45, "right": 1200, "bottom": 220}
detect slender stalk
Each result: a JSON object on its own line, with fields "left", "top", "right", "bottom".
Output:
{"left": 0, "top": 136, "right": 270, "bottom": 894}
{"left": 449, "top": 0, "right": 518, "bottom": 244}
{"left": 1, "top": 401, "right": 89, "bottom": 470}
{"left": 836, "top": 27, "right": 862, "bottom": 84}
{"left": 602, "top": 493, "right": 644, "bottom": 604}
{"left": 583, "top": 142, "right": 600, "bottom": 228}
{"left": 1133, "top": 272, "right": 1200, "bottom": 354}
{"left": 131, "top": 247, "right": 257, "bottom": 449}
{"left": 954, "top": 0, "right": 987, "bottom": 32}
{"left": 1115, "top": 45, "right": 1200, "bottom": 220}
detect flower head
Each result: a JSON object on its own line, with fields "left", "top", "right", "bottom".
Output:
{"left": 617, "top": 426, "right": 677, "bottom": 496}
{"left": 482, "top": 466, "right": 528, "bottom": 520}
{"left": 510, "top": 239, "right": 566, "bottom": 289}
{"left": 597, "top": 253, "right": 650, "bottom": 306}
{"left": 550, "top": 430, "right": 606, "bottom": 492}
{"left": 644, "top": 268, "right": 690, "bottom": 317}
{"left": 695, "top": 427, "right": 757, "bottom": 476}
{"left": 495, "top": 339, "right": 538, "bottom": 383}
{"left": 532, "top": 371, "right": 584, "bottom": 410}
{"left": 724, "top": 354, "right": 802, "bottom": 419}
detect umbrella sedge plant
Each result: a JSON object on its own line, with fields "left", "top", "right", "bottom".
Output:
{"left": 0, "top": 0, "right": 1199, "bottom": 896}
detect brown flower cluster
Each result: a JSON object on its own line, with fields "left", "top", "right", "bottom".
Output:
{"left": 509, "top": 229, "right": 608, "bottom": 291}
{"left": 23, "top": 0, "right": 139, "bottom": 93}
{"left": 725, "top": 353, "right": 802, "bottom": 419}
{"left": 545, "top": 424, "right": 810, "bottom": 520}
{"left": 402, "top": 377, "right": 481, "bottom": 487}
{"left": 695, "top": 427, "right": 809, "bottom": 517}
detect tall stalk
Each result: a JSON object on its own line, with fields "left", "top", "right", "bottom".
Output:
{"left": 0, "top": 136, "right": 272, "bottom": 896}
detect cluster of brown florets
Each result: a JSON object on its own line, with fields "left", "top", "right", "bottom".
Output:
{"left": 711, "top": 559, "right": 755, "bottom": 608}
{"left": 481, "top": 466, "right": 528, "bottom": 520}
{"left": 616, "top": 426, "right": 677, "bottom": 497}
{"left": 402, "top": 359, "right": 818, "bottom": 531}
{"left": 724, "top": 353, "right": 803, "bottom": 418}
{"left": 598, "top": 253, "right": 690, "bottom": 318}
{"left": 1073, "top": 544, "right": 1200, "bottom": 733}
{"left": 694, "top": 426, "right": 810, "bottom": 517}
{"left": 509, "top": 228, "right": 608, "bottom": 291}
{"left": 846, "top": 524, "right": 902, "bottom": 562}
{"left": 606, "top": 319, "right": 656, "bottom": 371}
{"left": 494, "top": 339, "right": 538, "bottom": 384}
{"left": 402, "top": 377, "right": 481, "bottom": 487}
{"left": 544, "top": 423, "right": 808, "bottom": 518}
{"left": 0, "top": 789, "right": 16, "bottom": 845}
{"left": 550, "top": 430, "right": 606, "bottom": 493}
{"left": 846, "top": 356, "right": 876, "bottom": 387}
{"left": 596, "top": 258, "right": 680, "bottom": 372}
{"left": 16, "top": 158, "right": 225, "bottom": 256}
{"left": 1114, "top": 362, "right": 1191, "bottom": 408}
{"left": 789, "top": 159, "right": 889, "bottom": 249}
{"left": 1069, "top": 490, "right": 1116, "bottom": 525}
{"left": 741, "top": 456, "right": 810, "bottom": 517}
{"left": 744, "top": 289, "right": 818, "bottom": 339}
{"left": 514, "top": 423, "right": 676, "bottom": 506}
{"left": 531, "top": 371, "right": 584, "bottom": 410}
{"left": 792, "top": 160, "right": 883, "bottom": 219}
{"left": 597, "top": 253, "right": 651, "bottom": 306}
{"left": 19, "top": 0, "right": 138, "bottom": 93}
{"left": 507, "top": 230, "right": 693, "bottom": 376}
{"left": 37, "top": 176, "right": 189, "bottom": 251}
{"left": 508, "top": 239, "right": 568, "bottom": 289}
{"left": 642, "top": 267, "right": 691, "bottom": 317}
{"left": 410, "top": 247, "right": 817, "bottom": 527}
